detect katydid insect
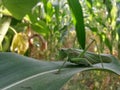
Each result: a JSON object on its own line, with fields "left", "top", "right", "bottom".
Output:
{"left": 57, "top": 39, "right": 111, "bottom": 73}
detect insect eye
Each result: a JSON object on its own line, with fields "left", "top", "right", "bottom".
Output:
{"left": 60, "top": 48, "right": 66, "bottom": 52}
{"left": 60, "top": 49, "right": 64, "bottom": 51}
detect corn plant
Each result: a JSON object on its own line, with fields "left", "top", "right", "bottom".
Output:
{"left": 0, "top": 0, "right": 120, "bottom": 89}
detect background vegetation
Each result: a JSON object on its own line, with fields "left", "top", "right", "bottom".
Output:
{"left": 0, "top": 0, "right": 120, "bottom": 89}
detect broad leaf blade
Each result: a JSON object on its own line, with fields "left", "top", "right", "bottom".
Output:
{"left": 67, "top": 0, "right": 86, "bottom": 49}
{"left": 2, "top": 0, "right": 39, "bottom": 19}
{"left": 0, "top": 52, "right": 61, "bottom": 89}
{"left": 0, "top": 52, "right": 120, "bottom": 90}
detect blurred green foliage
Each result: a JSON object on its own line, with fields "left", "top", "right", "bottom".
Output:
{"left": 0, "top": 0, "right": 120, "bottom": 89}
{"left": 0, "top": 0, "right": 119, "bottom": 59}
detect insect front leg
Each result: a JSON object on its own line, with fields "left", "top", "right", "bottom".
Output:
{"left": 56, "top": 57, "right": 68, "bottom": 74}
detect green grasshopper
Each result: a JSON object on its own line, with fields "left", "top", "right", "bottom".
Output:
{"left": 57, "top": 39, "right": 111, "bottom": 73}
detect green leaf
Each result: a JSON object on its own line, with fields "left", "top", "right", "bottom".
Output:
{"left": 67, "top": 0, "right": 86, "bottom": 49}
{"left": 104, "top": 37, "right": 112, "bottom": 53}
{"left": 2, "top": 0, "right": 39, "bottom": 20}
{"left": 54, "top": 3, "right": 60, "bottom": 30}
{"left": 0, "top": 17, "right": 11, "bottom": 51}
{"left": 0, "top": 52, "right": 120, "bottom": 90}
{"left": 103, "top": 0, "right": 113, "bottom": 18}
{"left": 31, "top": 21, "right": 50, "bottom": 36}
{"left": 86, "top": 0, "right": 92, "bottom": 8}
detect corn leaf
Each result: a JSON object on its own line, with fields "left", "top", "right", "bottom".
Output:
{"left": 0, "top": 52, "right": 120, "bottom": 90}
{"left": 67, "top": 0, "right": 86, "bottom": 49}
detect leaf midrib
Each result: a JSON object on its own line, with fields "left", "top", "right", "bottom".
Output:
{"left": 1, "top": 69, "right": 58, "bottom": 90}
